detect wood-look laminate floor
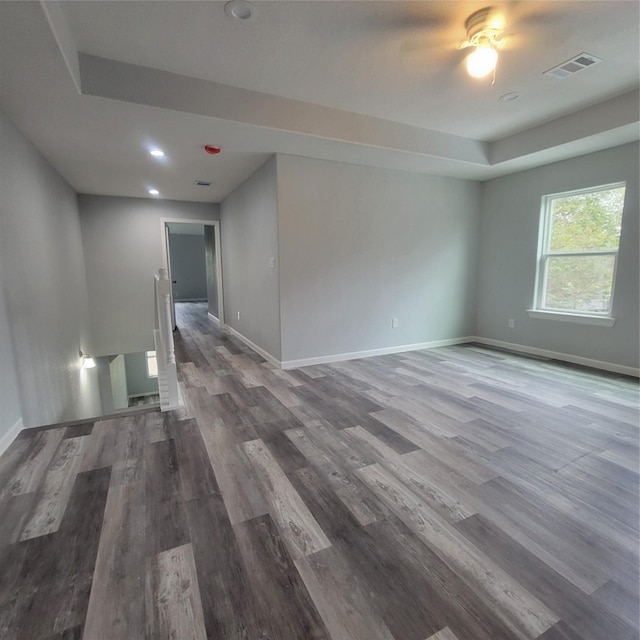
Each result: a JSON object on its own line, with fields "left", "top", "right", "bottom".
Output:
{"left": 1, "top": 301, "right": 638, "bottom": 640}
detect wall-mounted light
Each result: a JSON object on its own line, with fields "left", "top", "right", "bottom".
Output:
{"left": 80, "top": 351, "right": 96, "bottom": 369}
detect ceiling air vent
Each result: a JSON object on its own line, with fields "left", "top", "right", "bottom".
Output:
{"left": 544, "top": 53, "right": 602, "bottom": 79}
{"left": 194, "top": 180, "right": 212, "bottom": 187}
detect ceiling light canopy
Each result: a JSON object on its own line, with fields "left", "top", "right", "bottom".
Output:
{"left": 148, "top": 188, "right": 160, "bottom": 195}
{"left": 225, "top": 0, "right": 255, "bottom": 20}
{"left": 149, "top": 148, "right": 165, "bottom": 157}
{"left": 499, "top": 91, "right": 520, "bottom": 102}
{"left": 461, "top": 7, "right": 505, "bottom": 80}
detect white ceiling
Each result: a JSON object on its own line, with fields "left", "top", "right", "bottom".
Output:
{"left": 0, "top": 1, "right": 638, "bottom": 203}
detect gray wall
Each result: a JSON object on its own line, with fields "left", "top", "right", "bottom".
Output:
{"left": 124, "top": 351, "right": 159, "bottom": 396}
{"left": 0, "top": 273, "right": 22, "bottom": 441}
{"left": 109, "top": 354, "right": 128, "bottom": 410}
{"left": 168, "top": 232, "right": 207, "bottom": 301}
{"left": 78, "top": 195, "right": 219, "bottom": 356}
{"left": 205, "top": 226, "right": 218, "bottom": 317}
{"left": 0, "top": 110, "right": 101, "bottom": 429}
{"left": 476, "top": 142, "right": 639, "bottom": 369}
{"left": 276, "top": 154, "right": 481, "bottom": 362}
{"left": 221, "top": 157, "right": 281, "bottom": 359}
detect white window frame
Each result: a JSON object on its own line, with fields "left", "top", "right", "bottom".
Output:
{"left": 146, "top": 350, "right": 158, "bottom": 378}
{"left": 528, "top": 182, "right": 625, "bottom": 327}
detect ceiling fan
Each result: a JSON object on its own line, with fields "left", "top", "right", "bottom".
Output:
{"left": 394, "top": 2, "right": 562, "bottom": 84}
{"left": 459, "top": 6, "right": 506, "bottom": 79}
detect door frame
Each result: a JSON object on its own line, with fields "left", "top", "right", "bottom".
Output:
{"left": 164, "top": 224, "right": 176, "bottom": 329}
{"left": 160, "top": 218, "right": 225, "bottom": 328}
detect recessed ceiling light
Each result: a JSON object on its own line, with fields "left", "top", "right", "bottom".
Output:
{"left": 225, "top": 0, "right": 255, "bottom": 20}
{"left": 149, "top": 149, "right": 165, "bottom": 157}
{"left": 148, "top": 188, "right": 160, "bottom": 195}
{"left": 499, "top": 92, "right": 520, "bottom": 102}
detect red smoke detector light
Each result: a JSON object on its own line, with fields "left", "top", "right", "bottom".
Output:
{"left": 204, "top": 145, "right": 221, "bottom": 155}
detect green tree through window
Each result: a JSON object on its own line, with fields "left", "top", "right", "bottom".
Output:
{"left": 536, "top": 183, "right": 625, "bottom": 315}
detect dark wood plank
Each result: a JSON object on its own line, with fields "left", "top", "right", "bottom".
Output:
{"left": 0, "top": 467, "right": 110, "bottom": 639}
{"left": 144, "top": 439, "right": 189, "bottom": 555}
{"left": 184, "top": 494, "right": 263, "bottom": 638}
{"left": 233, "top": 514, "right": 331, "bottom": 639}
{"left": 170, "top": 417, "right": 220, "bottom": 501}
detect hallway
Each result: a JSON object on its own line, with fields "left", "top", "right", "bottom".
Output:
{"left": 0, "top": 301, "right": 638, "bottom": 639}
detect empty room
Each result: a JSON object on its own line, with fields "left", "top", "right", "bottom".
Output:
{"left": 0, "top": 2, "right": 638, "bottom": 639}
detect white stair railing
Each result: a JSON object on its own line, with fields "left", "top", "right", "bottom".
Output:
{"left": 154, "top": 267, "right": 181, "bottom": 410}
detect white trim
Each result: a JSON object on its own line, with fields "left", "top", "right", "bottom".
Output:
{"left": 160, "top": 217, "right": 225, "bottom": 327}
{"left": 208, "top": 312, "right": 220, "bottom": 325}
{"left": 0, "top": 418, "right": 23, "bottom": 457}
{"left": 472, "top": 336, "right": 639, "bottom": 377}
{"left": 223, "top": 325, "right": 281, "bottom": 368}
{"left": 127, "top": 391, "right": 160, "bottom": 399}
{"left": 527, "top": 309, "right": 616, "bottom": 327}
{"left": 217, "top": 324, "right": 638, "bottom": 378}
{"left": 534, "top": 182, "right": 625, "bottom": 315}
{"left": 280, "top": 337, "right": 473, "bottom": 370}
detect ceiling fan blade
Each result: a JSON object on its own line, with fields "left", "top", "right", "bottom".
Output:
{"left": 503, "top": 0, "right": 571, "bottom": 29}
{"left": 357, "top": 3, "right": 451, "bottom": 34}
{"left": 399, "top": 31, "right": 458, "bottom": 58}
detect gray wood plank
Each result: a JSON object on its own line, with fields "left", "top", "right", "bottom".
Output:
{"left": 357, "top": 462, "right": 559, "bottom": 639}
{"left": 426, "top": 628, "right": 460, "bottom": 640}
{"left": 145, "top": 543, "right": 207, "bottom": 640}
{"left": 21, "top": 435, "right": 90, "bottom": 540}
{"left": 241, "top": 438, "right": 332, "bottom": 559}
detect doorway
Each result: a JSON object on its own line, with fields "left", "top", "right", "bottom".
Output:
{"left": 161, "top": 218, "right": 224, "bottom": 329}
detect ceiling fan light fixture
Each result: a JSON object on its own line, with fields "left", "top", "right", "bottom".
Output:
{"left": 466, "top": 43, "right": 498, "bottom": 78}
{"left": 461, "top": 7, "right": 504, "bottom": 80}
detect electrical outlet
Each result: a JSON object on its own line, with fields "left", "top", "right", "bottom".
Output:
{"left": 268, "top": 257, "right": 276, "bottom": 269}
{"left": 237, "top": 311, "right": 241, "bottom": 320}
{"left": 508, "top": 318, "right": 515, "bottom": 328}
{"left": 391, "top": 317, "right": 399, "bottom": 329}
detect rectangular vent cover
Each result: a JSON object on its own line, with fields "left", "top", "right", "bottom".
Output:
{"left": 544, "top": 52, "right": 602, "bottom": 79}
{"left": 194, "top": 180, "right": 212, "bottom": 186}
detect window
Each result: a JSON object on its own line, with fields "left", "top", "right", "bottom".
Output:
{"left": 531, "top": 182, "right": 625, "bottom": 324}
{"left": 146, "top": 350, "right": 158, "bottom": 378}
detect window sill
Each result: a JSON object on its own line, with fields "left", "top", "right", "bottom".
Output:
{"left": 527, "top": 309, "right": 616, "bottom": 327}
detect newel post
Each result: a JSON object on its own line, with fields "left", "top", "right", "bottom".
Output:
{"left": 157, "top": 267, "right": 175, "bottom": 365}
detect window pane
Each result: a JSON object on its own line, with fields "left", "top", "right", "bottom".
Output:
{"left": 549, "top": 187, "right": 625, "bottom": 252}
{"left": 146, "top": 350, "right": 158, "bottom": 377}
{"left": 544, "top": 255, "right": 616, "bottom": 313}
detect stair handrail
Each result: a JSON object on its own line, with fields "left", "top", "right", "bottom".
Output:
{"left": 154, "top": 267, "right": 181, "bottom": 410}
{"left": 155, "top": 267, "right": 175, "bottom": 365}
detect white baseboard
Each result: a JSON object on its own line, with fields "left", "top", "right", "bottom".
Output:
{"left": 207, "top": 312, "right": 220, "bottom": 325}
{"left": 472, "top": 336, "right": 639, "bottom": 378}
{"left": 280, "top": 337, "right": 474, "bottom": 369}
{"left": 0, "top": 418, "right": 23, "bottom": 457}
{"left": 214, "top": 325, "right": 639, "bottom": 378}
{"left": 223, "top": 325, "right": 281, "bottom": 368}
